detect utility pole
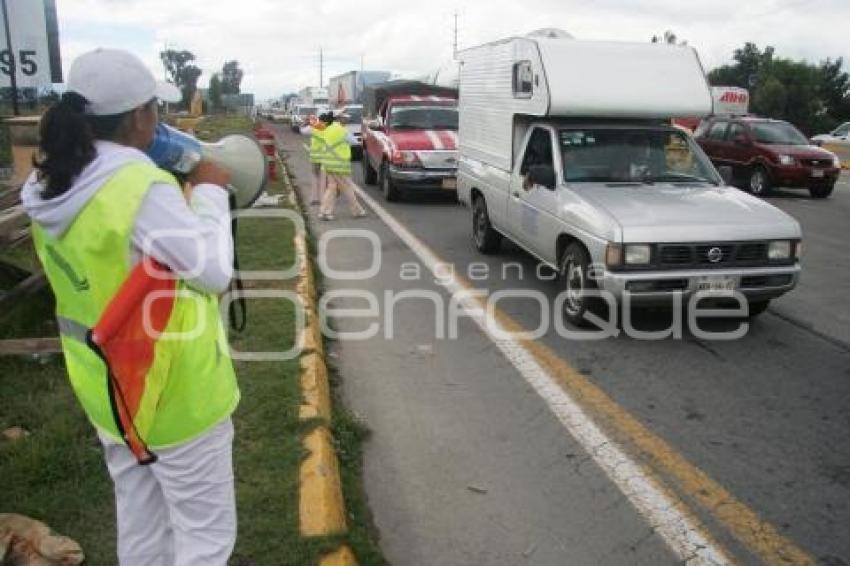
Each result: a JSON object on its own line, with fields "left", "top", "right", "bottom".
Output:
{"left": 319, "top": 47, "right": 323, "bottom": 87}
{"left": 1, "top": 0, "right": 19, "bottom": 115}
{"left": 453, "top": 10, "right": 458, "bottom": 59}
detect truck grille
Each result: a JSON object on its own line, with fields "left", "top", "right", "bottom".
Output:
{"left": 653, "top": 242, "right": 772, "bottom": 269}
{"left": 416, "top": 150, "right": 459, "bottom": 170}
{"left": 800, "top": 158, "right": 832, "bottom": 167}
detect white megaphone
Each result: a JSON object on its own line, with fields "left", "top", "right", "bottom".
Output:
{"left": 146, "top": 123, "right": 268, "bottom": 209}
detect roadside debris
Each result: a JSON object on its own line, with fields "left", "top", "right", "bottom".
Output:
{"left": 0, "top": 514, "right": 84, "bottom": 565}
{"left": 2, "top": 426, "right": 30, "bottom": 442}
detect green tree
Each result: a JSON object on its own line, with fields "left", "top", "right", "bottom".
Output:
{"left": 208, "top": 73, "right": 223, "bottom": 112}
{"left": 160, "top": 49, "right": 203, "bottom": 109}
{"left": 221, "top": 60, "right": 243, "bottom": 95}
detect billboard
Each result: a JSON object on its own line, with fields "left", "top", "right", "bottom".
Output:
{"left": 0, "top": 0, "right": 62, "bottom": 88}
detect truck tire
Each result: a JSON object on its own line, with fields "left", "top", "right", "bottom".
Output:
{"left": 809, "top": 184, "right": 834, "bottom": 199}
{"left": 560, "top": 242, "right": 601, "bottom": 328}
{"left": 748, "top": 165, "right": 772, "bottom": 196}
{"left": 380, "top": 162, "right": 401, "bottom": 202}
{"left": 362, "top": 149, "right": 377, "bottom": 185}
{"left": 747, "top": 300, "right": 770, "bottom": 317}
{"left": 472, "top": 195, "right": 501, "bottom": 254}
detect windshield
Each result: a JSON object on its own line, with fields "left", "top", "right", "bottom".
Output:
{"left": 345, "top": 108, "right": 363, "bottom": 122}
{"left": 297, "top": 106, "right": 317, "bottom": 116}
{"left": 389, "top": 105, "right": 458, "bottom": 130}
{"left": 751, "top": 122, "right": 809, "bottom": 145}
{"left": 559, "top": 128, "right": 720, "bottom": 184}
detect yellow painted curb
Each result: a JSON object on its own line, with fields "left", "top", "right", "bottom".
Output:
{"left": 299, "top": 427, "right": 347, "bottom": 536}
{"left": 319, "top": 545, "right": 357, "bottom": 566}
{"left": 300, "top": 352, "right": 331, "bottom": 421}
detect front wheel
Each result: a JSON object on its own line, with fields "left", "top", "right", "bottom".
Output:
{"left": 472, "top": 196, "right": 501, "bottom": 254}
{"left": 380, "top": 162, "right": 401, "bottom": 202}
{"left": 362, "top": 149, "right": 377, "bottom": 185}
{"left": 749, "top": 166, "right": 772, "bottom": 196}
{"left": 747, "top": 300, "right": 770, "bottom": 318}
{"left": 809, "top": 184, "right": 834, "bottom": 199}
{"left": 560, "top": 243, "right": 600, "bottom": 327}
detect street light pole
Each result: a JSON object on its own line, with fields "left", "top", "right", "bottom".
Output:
{"left": 1, "top": 0, "right": 19, "bottom": 115}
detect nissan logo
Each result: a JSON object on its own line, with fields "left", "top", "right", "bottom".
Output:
{"left": 707, "top": 247, "right": 724, "bottom": 263}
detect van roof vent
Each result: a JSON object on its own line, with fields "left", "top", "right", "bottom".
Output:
{"left": 526, "top": 28, "right": 574, "bottom": 40}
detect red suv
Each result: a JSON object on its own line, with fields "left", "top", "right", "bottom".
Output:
{"left": 695, "top": 117, "right": 841, "bottom": 198}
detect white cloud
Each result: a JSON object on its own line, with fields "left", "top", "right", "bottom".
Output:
{"left": 55, "top": 0, "right": 850, "bottom": 100}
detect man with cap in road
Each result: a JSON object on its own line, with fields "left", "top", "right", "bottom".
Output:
{"left": 301, "top": 111, "right": 367, "bottom": 220}
{"left": 22, "top": 48, "right": 239, "bottom": 565}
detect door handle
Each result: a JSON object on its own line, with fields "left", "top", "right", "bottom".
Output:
{"left": 512, "top": 191, "right": 521, "bottom": 198}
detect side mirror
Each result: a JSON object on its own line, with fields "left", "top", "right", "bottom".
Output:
{"left": 717, "top": 165, "right": 734, "bottom": 185}
{"left": 366, "top": 117, "right": 384, "bottom": 131}
{"left": 527, "top": 164, "right": 557, "bottom": 190}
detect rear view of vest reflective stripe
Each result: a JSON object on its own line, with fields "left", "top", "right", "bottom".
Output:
{"left": 322, "top": 123, "right": 352, "bottom": 175}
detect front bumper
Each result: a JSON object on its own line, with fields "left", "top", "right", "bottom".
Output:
{"left": 599, "top": 264, "right": 801, "bottom": 304}
{"left": 389, "top": 166, "right": 457, "bottom": 191}
{"left": 769, "top": 164, "right": 840, "bottom": 187}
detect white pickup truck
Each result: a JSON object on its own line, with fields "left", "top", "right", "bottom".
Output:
{"left": 456, "top": 32, "right": 802, "bottom": 325}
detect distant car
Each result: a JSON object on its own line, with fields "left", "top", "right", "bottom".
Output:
{"left": 811, "top": 121, "right": 850, "bottom": 146}
{"left": 696, "top": 117, "right": 841, "bottom": 198}
{"left": 289, "top": 105, "right": 318, "bottom": 132}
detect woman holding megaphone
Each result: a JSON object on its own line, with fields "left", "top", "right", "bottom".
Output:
{"left": 22, "top": 48, "right": 239, "bottom": 565}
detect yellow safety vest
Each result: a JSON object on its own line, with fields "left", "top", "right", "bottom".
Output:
{"left": 32, "top": 162, "right": 239, "bottom": 450}
{"left": 321, "top": 123, "right": 352, "bottom": 175}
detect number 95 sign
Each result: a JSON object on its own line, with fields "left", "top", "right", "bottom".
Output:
{"left": 0, "top": 0, "right": 62, "bottom": 88}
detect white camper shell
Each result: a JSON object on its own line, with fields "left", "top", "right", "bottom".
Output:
{"left": 457, "top": 34, "right": 802, "bottom": 325}
{"left": 459, "top": 36, "right": 712, "bottom": 171}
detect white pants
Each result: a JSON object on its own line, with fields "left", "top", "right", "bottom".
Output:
{"left": 320, "top": 174, "right": 366, "bottom": 216}
{"left": 99, "top": 419, "right": 237, "bottom": 566}
{"left": 310, "top": 163, "right": 325, "bottom": 203}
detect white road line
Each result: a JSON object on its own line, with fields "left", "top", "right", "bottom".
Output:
{"left": 347, "top": 182, "right": 730, "bottom": 565}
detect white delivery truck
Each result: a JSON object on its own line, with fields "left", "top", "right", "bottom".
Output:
{"left": 457, "top": 32, "right": 803, "bottom": 325}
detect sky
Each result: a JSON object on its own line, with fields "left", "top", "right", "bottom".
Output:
{"left": 53, "top": 0, "right": 850, "bottom": 101}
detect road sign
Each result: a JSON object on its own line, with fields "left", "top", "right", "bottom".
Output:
{"left": 0, "top": 0, "right": 62, "bottom": 88}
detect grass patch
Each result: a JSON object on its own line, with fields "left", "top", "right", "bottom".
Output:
{"left": 1, "top": 115, "right": 384, "bottom": 565}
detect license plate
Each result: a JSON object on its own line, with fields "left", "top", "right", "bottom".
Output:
{"left": 442, "top": 178, "right": 457, "bottom": 189}
{"left": 696, "top": 276, "right": 737, "bottom": 292}
{"left": 811, "top": 169, "right": 825, "bottom": 178}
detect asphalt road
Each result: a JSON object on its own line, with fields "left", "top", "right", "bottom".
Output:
{"left": 274, "top": 124, "right": 850, "bottom": 565}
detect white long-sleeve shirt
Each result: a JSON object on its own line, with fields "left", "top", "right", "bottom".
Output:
{"left": 299, "top": 125, "right": 359, "bottom": 146}
{"left": 22, "top": 140, "right": 233, "bottom": 294}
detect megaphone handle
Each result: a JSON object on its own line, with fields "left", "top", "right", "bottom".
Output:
{"left": 227, "top": 191, "right": 247, "bottom": 333}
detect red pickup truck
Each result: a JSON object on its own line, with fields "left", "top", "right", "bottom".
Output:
{"left": 361, "top": 82, "right": 459, "bottom": 201}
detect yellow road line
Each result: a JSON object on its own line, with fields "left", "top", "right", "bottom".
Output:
{"left": 350, "top": 181, "right": 815, "bottom": 565}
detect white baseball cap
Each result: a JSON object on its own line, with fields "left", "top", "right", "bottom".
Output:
{"left": 67, "top": 48, "right": 182, "bottom": 116}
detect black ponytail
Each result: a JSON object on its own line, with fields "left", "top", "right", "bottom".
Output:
{"left": 33, "top": 92, "right": 132, "bottom": 199}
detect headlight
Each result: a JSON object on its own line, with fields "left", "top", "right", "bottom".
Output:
{"left": 768, "top": 240, "right": 792, "bottom": 260}
{"left": 778, "top": 155, "right": 795, "bottom": 166}
{"left": 625, "top": 244, "right": 652, "bottom": 265}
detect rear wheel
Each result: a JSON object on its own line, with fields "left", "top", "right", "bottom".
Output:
{"left": 749, "top": 166, "right": 772, "bottom": 196}
{"left": 380, "top": 162, "right": 401, "bottom": 202}
{"left": 472, "top": 195, "right": 501, "bottom": 254}
{"left": 362, "top": 149, "right": 377, "bottom": 184}
{"left": 809, "top": 184, "right": 834, "bottom": 199}
{"left": 560, "top": 243, "right": 600, "bottom": 327}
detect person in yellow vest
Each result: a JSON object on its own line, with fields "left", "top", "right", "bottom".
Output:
{"left": 305, "top": 114, "right": 327, "bottom": 205}
{"left": 316, "top": 111, "right": 367, "bottom": 221}
{"left": 21, "top": 48, "right": 239, "bottom": 565}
